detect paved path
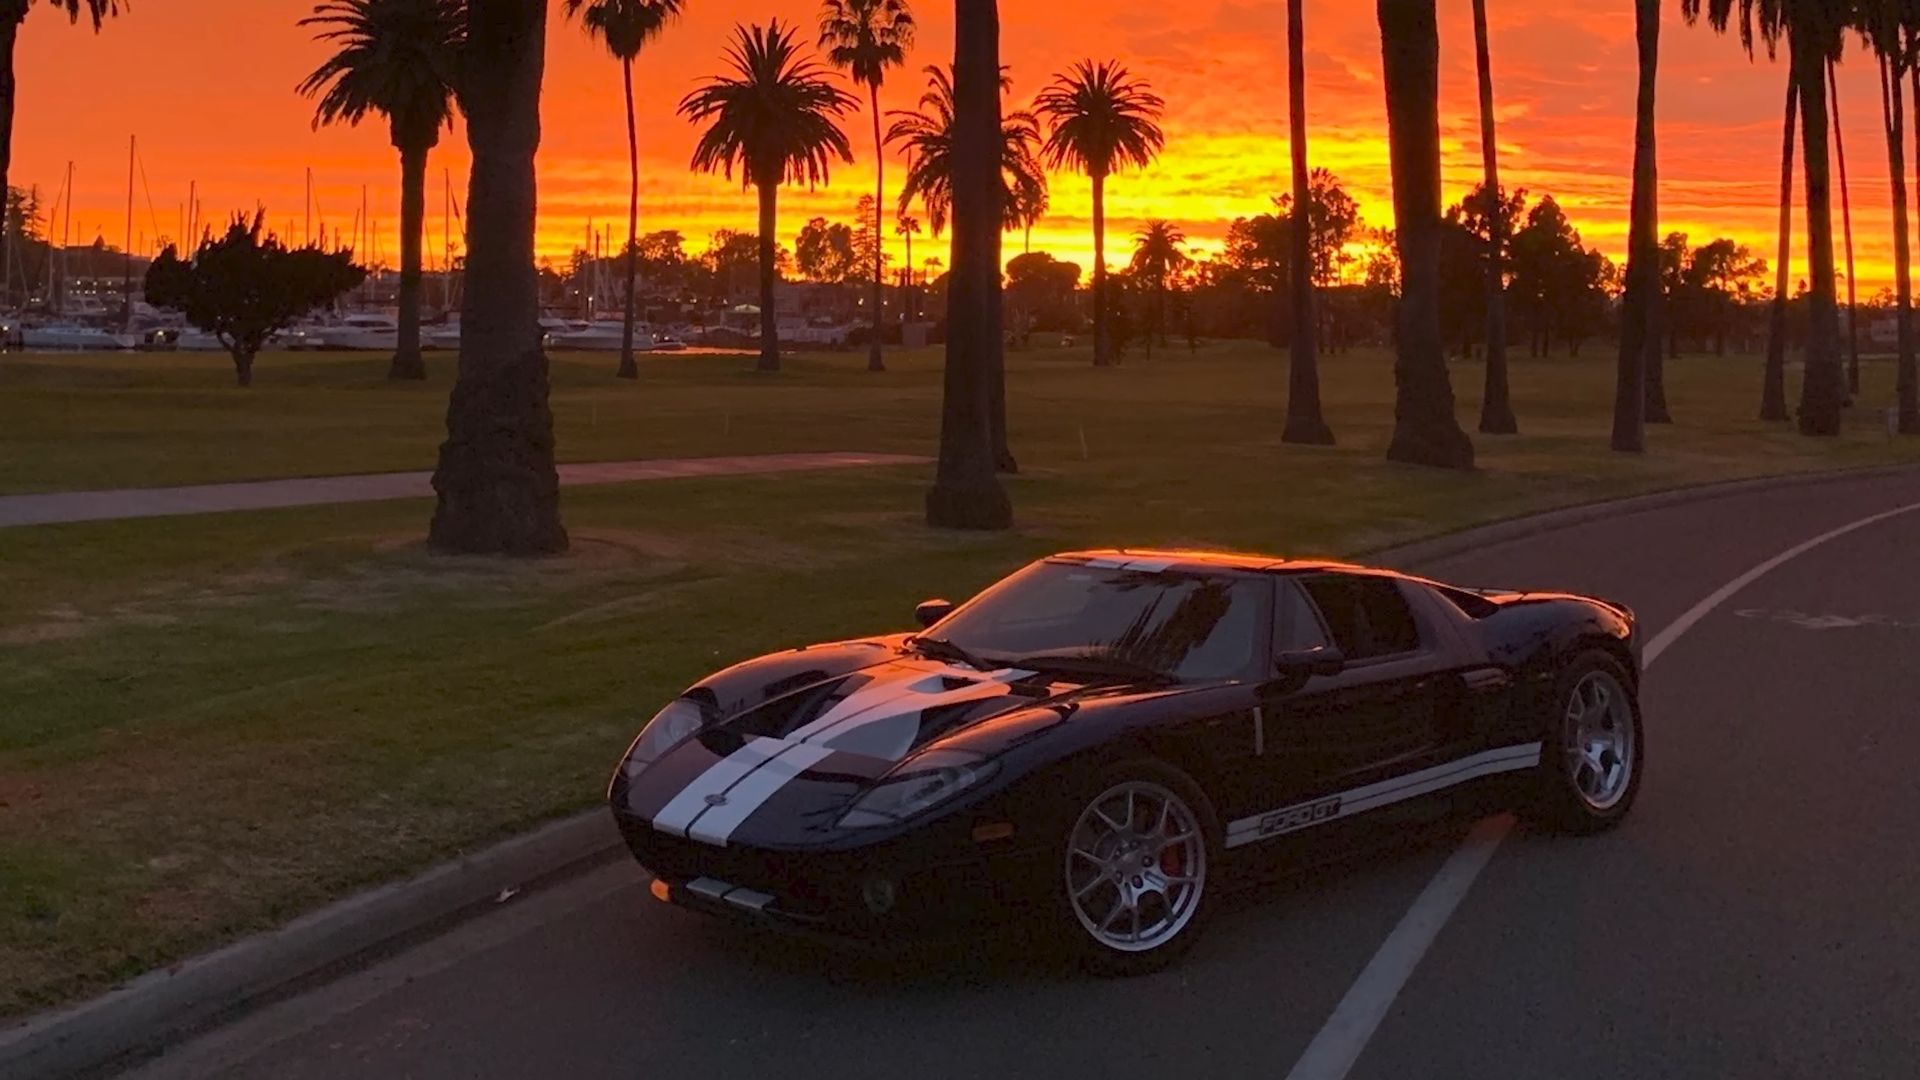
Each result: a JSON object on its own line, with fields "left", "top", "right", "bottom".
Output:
{"left": 120, "top": 470, "right": 1920, "bottom": 1080}
{"left": 0, "top": 453, "right": 929, "bottom": 529}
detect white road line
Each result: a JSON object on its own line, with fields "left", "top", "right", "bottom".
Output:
{"left": 1283, "top": 498, "right": 1920, "bottom": 1080}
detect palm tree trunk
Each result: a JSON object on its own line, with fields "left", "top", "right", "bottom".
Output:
{"left": 0, "top": 10, "right": 20, "bottom": 267}
{"left": 868, "top": 83, "right": 886, "bottom": 373}
{"left": 756, "top": 178, "right": 779, "bottom": 373}
{"left": 429, "top": 0, "right": 566, "bottom": 556}
{"left": 1610, "top": 0, "right": 1659, "bottom": 453}
{"left": 1091, "top": 171, "right": 1110, "bottom": 366}
{"left": 617, "top": 55, "right": 639, "bottom": 380}
{"left": 1283, "top": 0, "right": 1334, "bottom": 446}
{"left": 1642, "top": 184, "right": 1671, "bottom": 424}
{"left": 1795, "top": 31, "right": 1845, "bottom": 436}
{"left": 389, "top": 136, "right": 429, "bottom": 380}
{"left": 1470, "top": 0, "right": 1516, "bottom": 435}
{"left": 1764, "top": 75, "right": 1796, "bottom": 423}
{"left": 1883, "top": 51, "right": 1916, "bottom": 434}
{"left": 927, "top": 0, "right": 1011, "bottom": 529}
{"left": 1378, "top": 0, "right": 1473, "bottom": 469}
{"left": 1829, "top": 59, "right": 1859, "bottom": 399}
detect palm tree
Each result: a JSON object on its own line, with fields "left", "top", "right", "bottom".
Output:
{"left": 1015, "top": 182, "right": 1047, "bottom": 254}
{"left": 1035, "top": 60, "right": 1165, "bottom": 368}
{"left": 888, "top": 64, "right": 1046, "bottom": 237}
{"left": 1685, "top": 0, "right": 1848, "bottom": 435}
{"left": 1469, "top": 0, "right": 1518, "bottom": 435}
{"left": 894, "top": 210, "right": 920, "bottom": 323}
{"left": 820, "top": 0, "right": 914, "bottom": 374}
{"left": 1129, "top": 219, "right": 1188, "bottom": 359}
{"left": 1879, "top": 5, "right": 1920, "bottom": 432}
{"left": 1765, "top": 78, "right": 1797, "bottom": 421}
{"left": 679, "top": 20, "right": 856, "bottom": 373}
{"left": 0, "top": 2, "right": 121, "bottom": 245}
{"left": 429, "top": 0, "right": 567, "bottom": 555}
{"left": 1284, "top": 0, "right": 1335, "bottom": 445}
{"left": 299, "top": 0, "right": 464, "bottom": 381}
{"left": 564, "top": 0, "right": 686, "bottom": 380}
{"left": 889, "top": 62, "right": 1043, "bottom": 473}
{"left": 1612, "top": 0, "right": 1660, "bottom": 453}
{"left": 1378, "top": 0, "right": 1474, "bottom": 468}
{"left": 925, "top": 0, "right": 1010, "bottom": 530}
{"left": 1828, "top": 58, "right": 1860, "bottom": 397}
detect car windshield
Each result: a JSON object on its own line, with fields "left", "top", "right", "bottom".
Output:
{"left": 928, "top": 561, "right": 1263, "bottom": 681}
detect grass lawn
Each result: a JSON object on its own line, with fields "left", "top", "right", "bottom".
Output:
{"left": 1, "top": 340, "right": 1915, "bottom": 1020}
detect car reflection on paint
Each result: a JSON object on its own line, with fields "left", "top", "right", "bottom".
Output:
{"left": 607, "top": 549, "right": 1644, "bottom": 974}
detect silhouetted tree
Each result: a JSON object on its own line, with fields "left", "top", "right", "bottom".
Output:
{"left": 300, "top": 0, "right": 465, "bottom": 381}
{"left": 429, "top": 0, "right": 568, "bottom": 555}
{"left": 926, "top": 0, "right": 1010, "bottom": 529}
{"left": 1470, "top": 0, "right": 1517, "bottom": 433}
{"left": 145, "top": 214, "right": 365, "bottom": 387}
{"left": 1129, "top": 219, "right": 1188, "bottom": 357}
{"left": 889, "top": 61, "right": 1041, "bottom": 471}
{"left": 565, "top": 0, "right": 686, "bottom": 379}
{"left": 820, "top": 0, "right": 914, "bottom": 372}
{"left": 1036, "top": 59, "right": 1165, "bottom": 368}
{"left": 1612, "top": 0, "right": 1660, "bottom": 453}
{"left": 1283, "top": 0, "right": 1335, "bottom": 444}
{"left": 680, "top": 20, "right": 857, "bottom": 372}
{"left": 1378, "top": 0, "right": 1474, "bottom": 468}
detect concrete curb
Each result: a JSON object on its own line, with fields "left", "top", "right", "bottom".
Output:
{"left": 0, "top": 812, "right": 620, "bottom": 1080}
{"left": 5, "top": 460, "right": 1918, "bottom": 1079}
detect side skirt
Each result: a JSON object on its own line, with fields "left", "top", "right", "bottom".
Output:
{"left": 1223, "top": 743, "right": 1543, "bottom": 850}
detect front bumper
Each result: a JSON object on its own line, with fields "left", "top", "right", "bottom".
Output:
{"left": 613, "top": 810, "right": 1053, "bottom": 940}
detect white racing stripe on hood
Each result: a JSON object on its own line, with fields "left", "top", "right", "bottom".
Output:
{"left": 786, "top": 661, "right": 1035, "bottom": 762}
{"left": 651, "top": 737, "right": 786, "bottom": 839}
{"left": 650, "top": 662, "right": 1042, "bottom": 847}
{"left": 684, "top": 742, "right": 835, "bottom": 846}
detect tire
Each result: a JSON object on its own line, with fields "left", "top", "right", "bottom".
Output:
{"left": 1528, "top": 649, "right": 1644, "bottom": 833}
{"left": 1050, "top": 758, "right": 1220, "bottom": 976}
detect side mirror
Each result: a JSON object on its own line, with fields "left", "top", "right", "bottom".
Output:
{"left": 914, "top": 598, "right": 954, "bottom": 628}
{"left": 1276, "top": 646, "right": 1346, "bottom": 680}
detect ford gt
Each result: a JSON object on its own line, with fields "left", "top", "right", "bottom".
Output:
{"left": 607, "top": 549, "right": 1643, "bottom": 973}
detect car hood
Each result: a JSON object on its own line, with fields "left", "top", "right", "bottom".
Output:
{"left": 614, "top": 653, "right": 1141, "bottom": 849}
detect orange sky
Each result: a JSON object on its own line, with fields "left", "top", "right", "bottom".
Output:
{"left": 12, "top": 1, "right": 1906, "bottom": 291}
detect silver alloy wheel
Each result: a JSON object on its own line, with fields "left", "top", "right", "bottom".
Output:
{"left": 1064, "top": 780, "right": 1207, "bottom": 953}
{"left": 1564, "top": 670, "right": 1636, "bottom": 811}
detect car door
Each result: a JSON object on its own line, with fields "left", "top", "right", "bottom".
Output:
{"left": 1250, "top": 573, "right": 1454, "bottom": 809}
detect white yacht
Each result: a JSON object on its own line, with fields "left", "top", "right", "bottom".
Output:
{"left": 19, "top": 323, "right": 136, "bottom": 351}
{"left": 548, "top": 317, "right": 655, "bottom": 352}
{"left": 320, "top": 314, "right": 401, "bottom": 351}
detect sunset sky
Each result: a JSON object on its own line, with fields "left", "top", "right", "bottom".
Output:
{"left": 12, "top": 1, "right": 1905, "bottom": 291}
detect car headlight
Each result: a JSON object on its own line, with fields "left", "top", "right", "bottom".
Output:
{"left": 838, "top": 750, "right": 999, "bottom": 829}
{"left": 626, "top": 698, "right": 706, "bottom": 770}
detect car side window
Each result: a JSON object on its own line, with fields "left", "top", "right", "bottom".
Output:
{"left": 1273, "top": 580, "right": 1332, "bottom": 652}
{"left": 1300, "top": 575, "right": 1423, "bottom": 661}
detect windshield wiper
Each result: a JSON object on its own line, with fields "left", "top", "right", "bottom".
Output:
{"left": 911, "top": 635, "right": 997, "bottom": 672}
{"left": 1010, "top": 649, "right": 1177, "bottom": 685}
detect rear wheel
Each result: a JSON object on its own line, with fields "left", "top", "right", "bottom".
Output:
{"left": 1529, "top": 650, "right": 1643, "bottom": 832}
{"left": 1054, "top": 760, "right": 1217, "bottom": 976}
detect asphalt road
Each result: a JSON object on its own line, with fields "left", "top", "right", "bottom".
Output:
{"left": 124, "top": 469, "right": 1920, "bottom": 1080}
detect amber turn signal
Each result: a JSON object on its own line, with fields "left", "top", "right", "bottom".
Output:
{"left": 971, "top": 821, "right": 1016, "bottom": 843}
{"left": 649, "top": 878, "right": 672, "bottom": 903}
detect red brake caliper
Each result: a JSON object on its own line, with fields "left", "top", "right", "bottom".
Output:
{"left": 1159, "top": 819, "right": 1184, "bottom": 876}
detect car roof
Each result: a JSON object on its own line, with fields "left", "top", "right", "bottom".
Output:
{"left": 1048, "top": 548, "right": 1388, "bottom": 577}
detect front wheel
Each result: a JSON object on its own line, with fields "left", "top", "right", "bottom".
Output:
{"left": 1528, "top": 651, "right": 1644, "bottom": 833}
{"left": 1054, "top": 760, "right": 1217, "bottom": 976}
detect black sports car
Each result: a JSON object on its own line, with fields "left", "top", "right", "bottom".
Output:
{"left": 608, "top": 549, "right": 1643, "bottom": 973}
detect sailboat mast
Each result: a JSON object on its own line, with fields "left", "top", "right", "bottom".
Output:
{"left": 123, "top": 136, "right": 136, "bottom": 328}
{"left": 59, "top": 161, "right": 74, "bottom": 314}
